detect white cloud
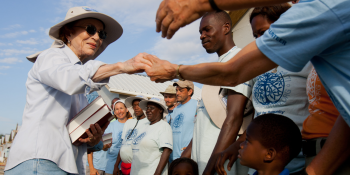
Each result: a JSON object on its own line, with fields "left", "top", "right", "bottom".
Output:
{"left": 2, "top": 24, "right": 21, "bottom": 30}
{"left": 0, "top": 66, "right": 11, "bottom": 70}
{"left": 151, "top": 20, "right": 217, "bottom": 65}
{"left": 0, "top": 49, "right": 37, "bottom": 56}
{"left": 0, "top": 58, "right": 23, "bottom": 64}
{"left": 0, "top": 31, "right": 28, "bottom": 38}
{"left": 16, "top": 38, "right": 38, "bottom": 45}
{"left": 29, "top": 30, "right": 36, "bottom": 33}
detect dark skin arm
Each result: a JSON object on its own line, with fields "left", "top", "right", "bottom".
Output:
{"left": 154, "top": 148, "right": 172, "bottom": 175}
{"left": 215, "top": 132, "right": 246, "bottom": 175}
{"left": 112, "top": 150, "right": 123, "bottom": 175}
{"left": 306, "top": 116, "right": 350, "bottom": 175}
{"left": 145, "top": 41, "right": 277, "bottom": 86}
{"left": 181, "top": 140, "right": 192, "bottom": 158}
{"left": 203, "top": 90, "right": 248, "bottom": 174}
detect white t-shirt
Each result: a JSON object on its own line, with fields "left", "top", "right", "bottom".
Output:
{"left": 120, "top": 117, "right": 150, "bottom": 163}
{"left": 191, "top": 46, "right": 253, "bottom": 174}
{"left": 130, "top": 120, "right": 173, "bottom": 175}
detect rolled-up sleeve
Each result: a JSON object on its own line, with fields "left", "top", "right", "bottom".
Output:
{"left": 35, "top": 48, "right": 108, "bottom": 95}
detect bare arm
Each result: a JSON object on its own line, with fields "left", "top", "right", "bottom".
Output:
{"left": 88, "top": 152, "right": 100, "bottom": 175}
{"left": 155, "top": 148, "right": 172, "bottom": 175}
{"left": 156, "top": 0, "right": 290, "bottom": 39}
{"left": 92, "top": 53, "right": 152, "bottom": 82}
{"left": 203, "top": 90, "right": 248, "bottom": 174}
{"left": 113, "top": 150, "right": 122, "bottom": 175}
{"left": 306, "top": 116, "right": 350, "bottom": 175}
{"left": 181, "top": 140, "right": 192, "bottom": 158}
{"left": 146, "top": 41, "right": 277, "bottom": 86}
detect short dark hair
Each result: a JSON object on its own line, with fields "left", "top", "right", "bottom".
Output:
{"left": 202, "top": 10, "right": 233, "bottom": 29}
{"left": 249, "top": 3, "right": 291, "bottom": 23}
{"left": 252, "top": 114, "right": 302, "bottom": 164}
{"left": 169, "top": 158, "right": 199, "bottom": 175}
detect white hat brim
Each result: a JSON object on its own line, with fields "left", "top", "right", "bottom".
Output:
{"left": 139, "top": 100, "right": 168, "bottom": 114}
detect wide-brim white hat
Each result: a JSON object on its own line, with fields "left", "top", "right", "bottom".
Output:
{"left": 125, "top": 95, "right": 149, "bottom": 108}
{"left": 27, "top": 6, "right": 123, "bottom": 63}
{"left": 201, "top": 85, "right": 253, "bottom": 134}
{"left": 139, "top": 97, "right": 168, "bottom": 114}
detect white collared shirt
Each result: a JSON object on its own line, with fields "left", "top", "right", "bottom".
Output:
{"left": 5, "top": 45, "right": 108, "bottom": 174}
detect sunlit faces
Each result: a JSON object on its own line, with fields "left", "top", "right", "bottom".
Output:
{"left": 238, "top": 123, "right": 267, "bottom": 170}
{"left": 66, "top": 18, "right": 104, "bottom": 61}
{"left": 132, "top": 100, "right": 144, "bottom": 117}
{"left": 199, "top": 15, "right": 225, "bottom": 53}
{"left": 251, "top": 14, "right": 273, "bottom": 39}
{"left": 163, "top": 93, "right": 177, "bottom": 108}
{"left": 114, "top": 102, "right": 128, "bottom": 120}
{"left": 145, "top": 103, "right": 163, "bottom": 124}
{"left": 175, "top": 87, "right": 192, "bottom": 104}
{"left": 171, "top": 162, "right": 196, "bottom": 175}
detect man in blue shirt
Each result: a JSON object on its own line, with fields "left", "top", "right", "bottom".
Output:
{"left": 169, "top": 80, "right": 197, "bottom": 162}
{"left": 160, "top": 85, "right": 177, "bottom": 123}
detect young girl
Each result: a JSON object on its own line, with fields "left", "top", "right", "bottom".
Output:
{"left": 168, "top": 158, "right": 199, "bottom": 175}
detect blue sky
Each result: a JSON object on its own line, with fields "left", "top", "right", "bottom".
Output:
{"left": 0, "top": 0, "right": 217, "bottom": 134}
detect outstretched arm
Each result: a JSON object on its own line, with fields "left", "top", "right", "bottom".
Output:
{"left": 146, "top": 41, "right": 277, "bottom": 86}
{"left": 156, "top": 0, "right": 290, "bottom": 39}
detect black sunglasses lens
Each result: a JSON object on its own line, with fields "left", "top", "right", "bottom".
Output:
{"left": 99, "top": 31, "right": 107, "bottom": 39}
{"left": 86, "top": 25, "right": 97, "bottom": 35}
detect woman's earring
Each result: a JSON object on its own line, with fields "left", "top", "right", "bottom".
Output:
{"left": 68, "top": 40, "right": 71, "bottom": 45}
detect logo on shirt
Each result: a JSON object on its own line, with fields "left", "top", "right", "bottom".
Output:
{"left": 125, "top": 129, "right": 138, "bottom": 140}
{"left": 253, "top": 71, "right": 291, "bottom": 106}
{"left": 173, "top": 113, "right": 184, "bottom": 128}
{"left": 132, "top": 132, "right": 146, "bottom": 145}
{"left": 117, "top": 131, "right": 123, "bottom": 144}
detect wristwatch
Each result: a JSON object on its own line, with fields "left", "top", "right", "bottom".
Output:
{"left": 176, "top": 64, "right": 185, "bottom": 81}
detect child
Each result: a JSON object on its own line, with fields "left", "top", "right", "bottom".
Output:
{"left": 168, "top": 158, "right": 199, "bottom": 175}
{"left": 238, "top": 114, "right": 302, "bottom": 175}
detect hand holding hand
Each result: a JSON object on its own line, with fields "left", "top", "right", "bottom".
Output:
{"left": 156, "top": 0, "right": 212, "bottom": 39}
{"left": 113, "top": 168, "right": 122, "bottom": 175}
{"left": 144, "top": 54, "right": 178, "bottom": 83}
{"left": 121, "top": 53, "right": 152, "bottom": 74}
{"left": 90, "top": 168, "right": 100, "bottom": 175}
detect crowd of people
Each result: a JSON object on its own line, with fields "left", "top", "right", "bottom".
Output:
{"left": 4, "top": 0, "right": 350, "bottom": 175}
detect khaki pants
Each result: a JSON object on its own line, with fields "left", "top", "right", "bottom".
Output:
{"left": 86, "top": 167, "right": 105, "bottom": 175}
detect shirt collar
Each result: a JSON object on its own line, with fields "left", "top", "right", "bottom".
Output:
{"left": 62, "top": 44, "right": 82, "bottom": 65}
{"left": 218, "top": 46, "right": 237, "bottom": 62}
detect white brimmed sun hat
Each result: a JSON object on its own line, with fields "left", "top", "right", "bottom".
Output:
{"left": 27, "top": 6, "right": 123, "bottom": 63}
{"left": 125, "top": 95, "right": 149, "bottom": 108}
{"left": 201, "top": 85, "right": 254, "bottom": 134}
{"left": 139, "top": 97, "right": 168, "bottom": 114}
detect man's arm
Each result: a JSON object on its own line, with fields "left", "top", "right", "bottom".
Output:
{"left": 156, "top": 0, "right": 290, "bottom": 39}
{"left": 306, "top": 116, "right": 350, "bottom": 175}
{"left": 181, "top": 140, "right": 192, "bottom": 158}
{"left": 145, "top": 41, "right": 277, "bottom": 86}
{"left": 203, "top": 90, "right": 248, "bottom": 174}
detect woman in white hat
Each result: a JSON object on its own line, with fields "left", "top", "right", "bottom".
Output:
{"left": 127, "top": 97, "right": 173, "bottom": 175}
{"left": 4, "top": 6, "right": 150, "bottom": 175}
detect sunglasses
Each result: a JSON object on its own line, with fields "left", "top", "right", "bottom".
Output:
{"left": 74, "top": 25, "right": 107, "bottom": 40}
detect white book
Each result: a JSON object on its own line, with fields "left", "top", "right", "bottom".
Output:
{"left": 102, "top": 133, "right": 112, "bottom": 145}
{"left": 67, "top": 96, "right": 114, "bottom": 146}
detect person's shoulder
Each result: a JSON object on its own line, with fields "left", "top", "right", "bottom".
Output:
{"left": 125, "top": 118, "right": 137, "bottom": 126}
{"left": 189, "top": 99, "right": 198, "bottom": 106}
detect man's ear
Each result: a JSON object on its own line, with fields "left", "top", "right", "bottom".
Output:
{"left": 188, "top": 88, "right": 193, "bottom": 96}
{"left": 263, "top": 147, "right": 276, "bottom": 163}
{"left": 223, "top": 22, "right": 231, "bottom": 35}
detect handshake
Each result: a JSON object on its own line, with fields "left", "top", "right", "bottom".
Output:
{"left": 121, "top": 52, "right": 180, "bottom": 83}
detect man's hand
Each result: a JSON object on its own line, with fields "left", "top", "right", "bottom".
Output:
{"left": 90, "top": 168, "right": 100, "bottom": 175}
{"left": 215, "top": 143, "right": 240, "bottom": 175}
{"left": 103, "top": 143, "right": 112, "bottom": 151}
{"left": 144, "top": 54, "right": 178, "bottom": 82}
{"left": 156, "top": 0, "right": 212, "bottom": 39}
{"left": 121, "top": 53, "right": 152, "bottom": 74}
{"left": 79, "top": 122, "right": 109, "bottom": 147}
